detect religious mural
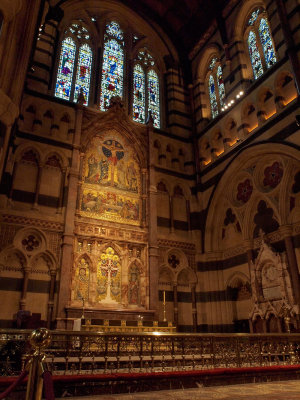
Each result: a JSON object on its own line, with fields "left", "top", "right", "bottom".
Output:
{"left": 97, "top": 247, "right": 121, "bottom": 304}
{"left": 80, "top": 135, "right": 141, "bottom": 225}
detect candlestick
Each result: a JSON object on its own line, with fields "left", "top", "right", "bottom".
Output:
{"left": 163, "top": 290, "right": 166, "bottom": 304}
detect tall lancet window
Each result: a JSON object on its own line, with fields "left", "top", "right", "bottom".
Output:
{"left": 55, "top": 23, "right": 93, "bottom": 105}
{"left": 132, "top": 49, "right": 160, "bottom": 128}
{"left": 207, "top": 57, "right": 225, "bottom": 119}
{"left": 246, "top": 9, "right": 276, "bottom": 80}
{"left": 100, "top": 21, "right": 124, "bottom": 111}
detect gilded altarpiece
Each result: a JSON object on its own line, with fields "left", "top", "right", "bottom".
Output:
{"left": 80, "top": 134, "right": 141, "bottom": 225}
{"left": 70, "top": 130, "right": 148, "bottom": 314}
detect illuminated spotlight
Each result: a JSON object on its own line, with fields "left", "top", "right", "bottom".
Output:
{"left": 239, "top": 91, "right": 244, "bottom": 95}
{"left": 236, "top": 94, "right": 240, "bottom": 98}
{"left": 231, "top": 100, "right": 235, "bottom": 104}
{"left": 225, "top": 105, "right": 228, "bottom": 109}
{"left": 91, "top": 17, "right": 96, "bottom": 21}
{"left": 221, "top": 108, "right": 224, "bottom": 112}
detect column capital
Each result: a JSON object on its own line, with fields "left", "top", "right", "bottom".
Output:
{"left": 279, "top": 225, "right": 293, "bottom": 238}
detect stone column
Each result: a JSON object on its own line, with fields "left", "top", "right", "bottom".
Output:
{"left": 173, "top": 283, "right": 178, "bottom": 327}
{"left": 47, "top": 271, "right": 56, "bottom": 328}
{"left": 191, "top": 284, "right": 197, "bottom": 332}
{"left": 186, "top": 199, "right": 191, "bottom": 231}
{"left": 32, "top": 163, "right": 43, "bottom": 209}
{"left": 281, "top": 226, "right": 300, "bottom": 306}
{"left": 8, "top": 160, "right": 18, "bottom": 200}
{"left": 244, "top": 239, "right": 254, "bottom": 278}
{"left": 56, "top": 105, "right": 83, "bottom": 328}
{"left": 275, "top": 0, "right": 300, "bottom": 94}
{"left": 169, "top": 195, "right": 174, "bottom": 232}
{"left": 20, "top": 268, "right": 30, "bottom": 310}
{"left": 57, "top": 167, "right": 66, "bottom": 213}
{"left": 147, "top": 119, "right": 159, "bottom": 316}
{"left": 141, "top": 169, "right": 147, "bottom": 227}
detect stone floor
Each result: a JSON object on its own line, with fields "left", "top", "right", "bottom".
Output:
{"left": 58, "top": 379, "right": 300, "bottom": 399}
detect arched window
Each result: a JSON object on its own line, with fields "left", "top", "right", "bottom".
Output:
{"left": 246, "top": 9, "right": 276, "bottom": 80}
{"left": 55, "top": 23, "right": 93, "bottom": 105}
{"left": 207, "top": 57, "right": 225, "bottom": 119}
{"left": 132, "top": 49, "right": 160, "bottom": 128}
{"left": 100, "top": 21, "right": 124, "bottom": 111}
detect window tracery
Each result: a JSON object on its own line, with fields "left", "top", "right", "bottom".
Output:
{"left": 133, "top": 49, "right": 160, "bottom": 128}
{"left": 207, "top": 58, "right": 225, "bottom": 119}
{"left": 55, "top": 22, "right": 92, "bottom": 105}
{"left": 246, "top": 9, "right": 276, "bottom": 80}
{"left": 100, "top": 21, "right": 124, "bottom": 111}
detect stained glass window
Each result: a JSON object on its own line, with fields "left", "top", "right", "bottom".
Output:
{"left": 100, "top": 22, "right": 124, "bottom": 111}
{"left": 259, "top": 18, "right": 276, "bottom": 68}
{"left": 106, "top": 21, "right": 123, "bottom": 40}
{"left": 74, "top": 44, "right": 93, "bottom": 105}
{"left": 209, "top": 74, "right": 218, "bottom": 119}
{"left": 247, "top": 30, "right": 263, "bottom": 80}
{"left": 209, "top": 57, "right": 218, "bottom": 70}
{"left": 248, "top": 9, "right": 260, "bottom": 26}
{"left": 133, "top": 64, "right": 145, "bottom": 124}
{"left": 147, "top": 69, "right": 160, "bottom": 128}
{"left": 55, "top": 37, "right": 76, "bottom": 100}
{"left": 217, "top": 65, "right": 225, "bottom": 107}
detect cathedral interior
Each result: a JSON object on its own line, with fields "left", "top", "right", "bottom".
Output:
{"left": 0, "top": 0, "right": 300, "bottom": 335}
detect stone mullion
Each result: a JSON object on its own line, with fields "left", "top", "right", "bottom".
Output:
{"left": 170, "top": 195, "right": 174, "bottom": 232}
{"left": 9, "top": 161, "right": 18, "bottom": 200}
{"left": 186, "top": 199, "right": 191, "bottom": 231}
{"left": 33, "top": 163, "right": 43, "bottom": 209}
{"left": 20, "top": 269, "right": 30, "bottom": 311}
{"left": 56, "top": 105, "right": 83, "bottom": 328}
{"left": 173, "top": 284, "right": 178, "bottom": 327}
{"left": 141, "top": 169, "right": 147, "bottom": 227}
{"left": 47, "top": 272, "right": 56, "bottom": 328}
{"left": 57, "top": 168, "right": 66, "bottom": 213}
{"left": 191, "top": 284, "right": 197, "bottom": 332}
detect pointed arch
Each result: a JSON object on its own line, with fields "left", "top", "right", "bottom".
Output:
{"left": 258, "top": 18, "right": 276, "bottom": 68}
{"left": 208, "top": 74, "right": 218, "bottom": 118}
{"left": 247, "top": 30, "right": 263, "bottom": 80}
{"left": 74, "top": 43, "right": 93, "bottom": 105}
{"left": 147, "top": 69, "right": 160, "bottom": 128}
{"left": 100, "top": 21, "right": 124, "bottom": 110}
{"left": 55, "top": 37, "right": 76, "bottom": 100}
{"left": 133, "top": 64, "right": 145, "bottom": 123}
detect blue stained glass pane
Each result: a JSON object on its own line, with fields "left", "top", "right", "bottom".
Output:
{"left": 100, "top": 38, "right": 124, "bottom": 111}
{"left": 133, "top": 64, "right": 145, "bottom": 124}
{"left": 55, "top": 37, "right": 76, "bottom": 100}
{"left": 106, "top": 21, "right": 123, "bottom": 40}
{"left": 259, "top": 18, "right": 276, "bottom": 68}
{"left": 147, "top": 69, "right": 160, "bottom": 128}
{"left": 209, "top": 74, "right": 218, "bottom": 119}
{"left": 74, "top": 44, "right": 92, "bottom": 105}
{"left": 217, "top": 65, "right": 225, "bottom": 107}
{"left": 248, "top": 9, "right": 260, "bottom": 26}
{"left": 247, "top": 30, "right": 264, "bottom": 80}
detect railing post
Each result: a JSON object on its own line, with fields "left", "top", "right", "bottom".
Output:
{"left": 25, "top": 328, "right": 51, "bottom": 400}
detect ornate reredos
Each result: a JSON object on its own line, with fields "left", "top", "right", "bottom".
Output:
{"left": 80, "top": 109, "right": 146, "bottom": 226}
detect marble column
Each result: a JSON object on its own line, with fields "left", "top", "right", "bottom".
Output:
{"left": 56, "top": 105, "right": 83, "bottom": 328}
{"left": 147, "top": 119, "right": 159, "bottom": 316}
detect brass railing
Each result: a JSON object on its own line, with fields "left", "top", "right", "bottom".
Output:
{"left": 1, "top": 330, "right": 300, "bottom": 376}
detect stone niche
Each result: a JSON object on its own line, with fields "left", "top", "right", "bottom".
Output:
{"left": 249, "top": 238, "right": 299, "bottom": 333}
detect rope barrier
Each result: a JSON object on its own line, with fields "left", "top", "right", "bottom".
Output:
{"left": 43, "top": 371, "right": 55, "bottom": 400}
{"left": 0, "top": 369, "right": 28, "bottom": 400}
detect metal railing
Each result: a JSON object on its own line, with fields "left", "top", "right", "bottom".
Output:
{"left": 1, "top": 330, "right": 300, "bottom": 376}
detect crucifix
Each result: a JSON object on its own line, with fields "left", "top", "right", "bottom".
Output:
{"left": 101, "top": 257, "right": 119, "bottom": 302}
{"left": 102, "top": 140, "right": 124, "bottom": 186}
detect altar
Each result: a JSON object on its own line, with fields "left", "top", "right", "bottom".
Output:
{"left": 81, "top": 318, "right": 176, "bottom": 333}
